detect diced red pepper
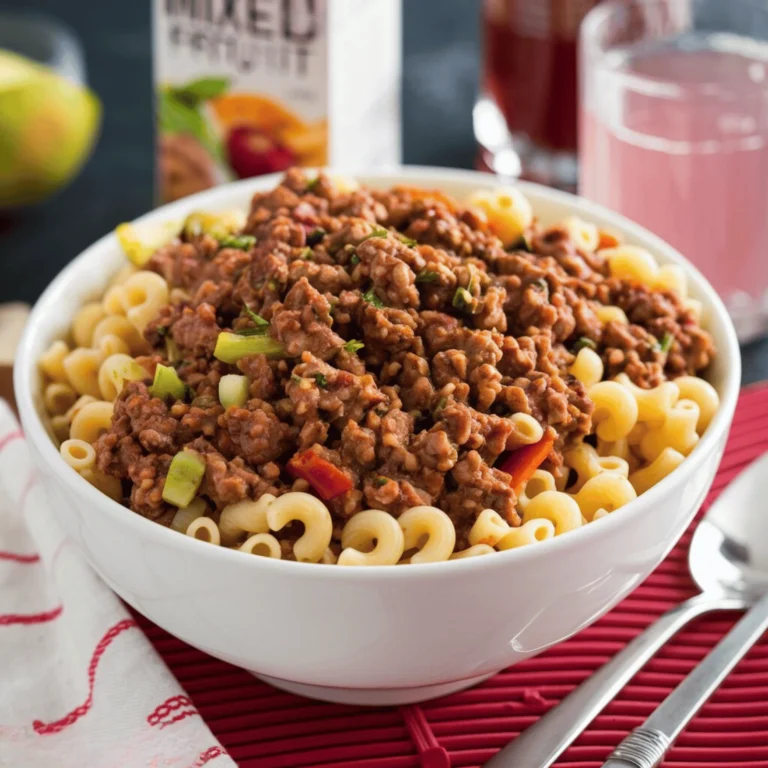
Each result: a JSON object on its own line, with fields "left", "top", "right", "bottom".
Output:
{"left": 287, "top": 450, "right": 353, "bottom": 501}
{"left": 597, "top": 230, "right": 621, "bottom": 250}
{"left": 498, "top": 433, "right": 556, "bottom": 495}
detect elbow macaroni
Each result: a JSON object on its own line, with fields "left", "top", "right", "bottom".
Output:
{"left": 218, "top": 494, "right": 275, "bottom": 545}
{"left": 398, "top": 506, "right": 456, "bottom": 564}
{"left": 589, "top": 381, "right": 639, "bottom": 441}
{"left": 467, "top": 186, "right": 533, "bottom": 247}
{"left": 338, "top": 510, "right": 405, "bottom": 566}
{"left": 569, "top": 348, "right": 604, "bottom": 389}
{"left": 267, "top": 492, "right": 333, "bottom": 563}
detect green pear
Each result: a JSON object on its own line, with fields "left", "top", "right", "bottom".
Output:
{"left": 0, "top": 50, "right": 101, "bottom": 207}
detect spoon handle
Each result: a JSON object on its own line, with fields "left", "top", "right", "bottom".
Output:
{"left": 484, "top": 594, "right": 745, "bottom": 768}
{"left": 602, "top": 591, "right": 768, "bottom": 768}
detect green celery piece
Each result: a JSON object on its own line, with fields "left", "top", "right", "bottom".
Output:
{"left": 162, "top": 450, "right": 206, "bottom": 508}
{"left": 149, "top": 363, "right": 186, "bottom": 401}
{"left": 213, "top": 331, "right": 286, "bottom": 363}
{"left": 219, "top": 374, "right": 250, "bottom": 408}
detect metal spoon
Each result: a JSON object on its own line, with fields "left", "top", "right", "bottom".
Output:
{"left": 486, "top": 453, "right": 768, "bottom": 768}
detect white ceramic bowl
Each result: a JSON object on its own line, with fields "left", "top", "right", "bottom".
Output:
{"left": 15, "top": 168, "right": 741, "bottom": 705}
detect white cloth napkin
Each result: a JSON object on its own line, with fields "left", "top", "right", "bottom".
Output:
{"left": 0, "top": 402, "right": 236, "bottom": 768}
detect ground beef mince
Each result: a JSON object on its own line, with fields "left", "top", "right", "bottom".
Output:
{"left": 94, "top": 169, "right": 716, "bottom": 548}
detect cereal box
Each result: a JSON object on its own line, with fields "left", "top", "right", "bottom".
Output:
{"left": 153, "top": 0, "right": 402, "bottom": 203}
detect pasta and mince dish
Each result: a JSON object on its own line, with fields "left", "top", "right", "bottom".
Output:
{"left": 39, "top": 170, "right": 719, "bottom": 565}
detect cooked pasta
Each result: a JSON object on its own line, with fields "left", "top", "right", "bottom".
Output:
{"left": 240, "top": 533, "right": 282, "bottom": 558}
{"left": 572, "top": 473, "right": 637, "bottom": 522}
{"left": 568, "top": 348, "right": 604, "bottom": 388}
{"left": 266, "top": 492, "right": 333, "bottom": 564}
{"left": 589, "top": 381, "right": 639, "bottom": 441}
{"left": 118, "top": 271, "right": 170, "bottom": 332}
{"left": 614, "top": 373, "right": 679, "bottom": 425}
{"left": 562, "top": 216, "right": 599, "bottom": 252}
{"left": 639, "top": 399, "right": 700, "bottom": 461}
{"left": 98, "top": 353, "right": 148, "bottom": 401}
{"left": 629, "top": 447, "right": 685, "bottom": 495}
{"left": 468, "top": 508, "right": 511, "bottom": 547}
{"left": 497, "top": 518, "right": 556, "bottom": 550}
{"left": 186, "top": 517, "right": 221, "bottom": 545}
{"left": 595, "top": 305, "right": 629, "bottom": 326}
{"left": 521, "top": 491, "right": 582, "bottom": 535}
{"left": 450, "top": 544, "right": 496, "bottom": 559}
{"left": 467, "top": 186, "right": 533, "bottom": 247}
{"left": 338, "top": 510, "right": 405, "bottom": 566}
{"left": 44, "top": 382, "right": 78, "bottom": 416}
{"left": 517, "top": 469, "right": 557, "bottom": 512}
{"left": 398, "top": 506, "right": 456, "bottom": 564}
{"left": 675, "top": 376, "right": 719, "bottom": 432}
{"left": 92, "top": 315, "right": 147, "bottom": 355}
{"left": 59, "top": 439, "right": 96, "bottom": 473}
{"left": 72, "top": 302, "right": 107, "bottom": 348}
{"left": 39, "top": 340, "right": 70, "bottom": 383}
{"left": 508, "top": 412, "right": 544, "bottom": 447}
{"left": 170, "top": 497, "right": 207, "bottom": 533}
{"left": 69, "top": 400, "right": 114, "bottom": 443}
{"left": 218, "top": 494, "right": 275, "bottom": 545}
{"left": 62, "top": 347, "right": 104, "bottom": 398}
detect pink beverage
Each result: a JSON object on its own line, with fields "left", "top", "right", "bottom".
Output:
{"left": 580, "top": 28, "right": 768, "bottom": 342}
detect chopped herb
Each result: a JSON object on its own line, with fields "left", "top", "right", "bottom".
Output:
{"left": 349, "top": 253, "right": 360, "bottom": 266}
{"left": 511, "top": 233, "right": 533, "bottom": 253}
{"left": 416, "top": 270, "right": 439, "bottom": 283}
{"left": 375, "top": 408, "right": 388, "bottom": 417}
{"left": 452, "top": 286, "right": 474, "bottom": 312}
{"left": 432, "top": 396, "right": 447, "bottom": 415}
{"left": 398, "top": 234, "right": 418, "bottom": 247}
{"left": 300, "top": 247, "right": 313, "bottom": 260}
{"left": 362, "top": 289, "right": 385, "bottom": 308}
{"left": 532, "top": 277, "right": 549, "bottom": 299}
{"left": 360, "top": 226, "right": 388, "bottom": 243}
{"left": 314, "top": 373, "right": 328, "bottom": 388}
{"left": 306, "top": 176, "right": 321, "bottom": 191}
{"left": 572, "top": 337, "right": 598, "bottom": 353}
{"left": 291, "top": 375, "right": 302, "bottom": 384}
{"left": 155, "top": 325, "right": 168, "bottom": 337}
{"left": 235, "top": 326, "right": 271, "bottom": 336}
{"left": 307, "top": 227, "right": 326, "bottom": 246}
{"left": 659, "top": 332, "right": 674, "bottom": 353}
{"left": 343, "top": 339, "right": 365, "bottom": 354}
{"left": 219, "top": 234, "right": 256, "bottom": 251}
{"left": 374, "top": 476, "right": 389, "bottom": 487}
{"left": 242, "top": 306, "right": 269, "bottom": 327}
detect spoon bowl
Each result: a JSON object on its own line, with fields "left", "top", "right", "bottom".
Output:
{"left": 689, "top": 452, "right": 768, "bottom": 600}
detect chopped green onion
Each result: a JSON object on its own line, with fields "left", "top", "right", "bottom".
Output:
{"left": 659, "top": 332, "right": 674, "bottom": 353}
{"left": 374, "top": 476, "right": 389, "bottom": 487}
{"left": 149, "top": 363, "right": 186, "bottom": 401}
{"left": 242, "top": 306, "right": 269, "bottom": 327}
{"left": 349, "top": 253, "right": 360, "bottom": 266}
{"left": 314, "top": 373, "right": 328, "bottom": 388}
{"left": 432, "top": 396, "right": 447, "bottom": 415}
{"left": 452, "top": 286, "right": 473, "bottom": 312}
{"left": 306, "top": 176, "right": 321, "bottom": 191}
{"left": 572, "top": 337, "right": 598, "bottom": 353}
{"left": 343, "top": 339, "right": 365, "bottom": 354}
{"left": 235, "top": 327, "right": 270, "bottom": 337}
{"left": 213, "top": 331, "right": 286, "bottom": 363}
{"left": 362, "top": 289, "right": 385, "bottom": 308}
{"left": 165, "top": 336, "right": 181, "bottom": 363}
{"left": 398, "top": 234, "right": 418, "bottom": 247}
{"left": 219, "top": 374, "right": 250, "bottom": 408}
{"left": 416, "top": 270, "right": 439, "bottom": 284}
{"left": 307, "top": 227, "right": 326, "bottom": 246}
{"left": 115, "top": 220, "right": 180, "bottom": 267}
{"left": 162, "top": 450, "right": 206, "bottom": 508}
{"left": 299, "top": 247, "right": 313, "bottom": 260}
{"left": 360, "top": 226, "right": 388, "bottom": 243}
{"left": 291, "top": 374, "right": 302, "bottom": 384}
{"left": 219, "top": 234, "right": 256, "bottom": 251}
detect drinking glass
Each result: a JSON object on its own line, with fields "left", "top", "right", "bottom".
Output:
{"left": 580, "top": 0, "right": 768, "bottom": 342}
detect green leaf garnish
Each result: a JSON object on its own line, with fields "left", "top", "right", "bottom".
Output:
{"left": 219, "top": 234, "right": 256, "bottom": 251}
{"left": 452, "top": 287, "right": 473, "bottom": 312}
{"left": 306, "top": 176, "right": 321, "bottom": 191}
{"left": 291, "top": 375, "right": 302, "bottom": 384}
{"left": 416, "top": 270, "right": 439, "bottom": 284}
{"left": 314, "top": 373, "right": 328, "bottom": 388}
{"left": 343, "top": 339, "right": 365, "bottom": 354}
{"left": 432, "top": 396, "right": 447, "bottom": 415}
{"left": 572, "top": 337, "right": 598, "bottom": 353}
{"left": 242, "top": 306, "right": 269, "bottom": 327}
{"left": 299, "top": 247, "right": 313, "bottom": 260}
{"left": 349, "top": 253, "right": 360, "bottom": 266}
{"left": 362, "top": 289, "right": 385, "bottom": 308}
{"left": 307, "top": 228, "right": 326, "bottom": 246}
{"left": 360, "top": 226, "right": 388, "bottom": 243}
{"left": 659, "top": 332, "right": 674, "bottom": 353}
{"left": 374, "top": 476, "right": 389, "bottom": 487}
{"left": 398, "top": 234, "right": 418, "bottom": 247}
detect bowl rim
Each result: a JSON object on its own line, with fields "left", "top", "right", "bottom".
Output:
{"left": 14, "top": 166, "right": 742, "bottom": 580}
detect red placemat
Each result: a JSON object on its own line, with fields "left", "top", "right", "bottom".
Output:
{"left": 135, "top": 383, "right": 768, "bottom": 768}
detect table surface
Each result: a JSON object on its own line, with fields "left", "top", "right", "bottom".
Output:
{"left": 1, "top": 0, "right": 766, "bottom": 382}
